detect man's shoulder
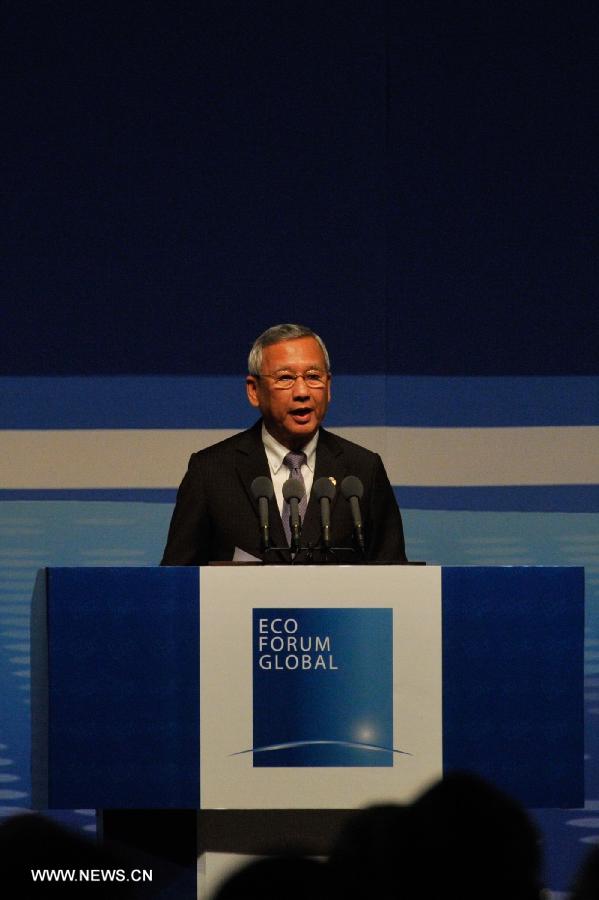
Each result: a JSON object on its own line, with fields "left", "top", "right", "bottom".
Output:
{"left": 318, "top": 428, "right": 380, "bottom": 464}
{"left": 189, "top": 422, "right": 262, "bottom": 463}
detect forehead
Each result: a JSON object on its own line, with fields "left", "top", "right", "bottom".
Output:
{"left": 261, "top": 336, "right": 326, "bottom": 371}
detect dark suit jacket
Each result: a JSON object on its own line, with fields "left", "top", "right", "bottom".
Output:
{"left": 161, "top": 420, "right": 407, "bottom": 565}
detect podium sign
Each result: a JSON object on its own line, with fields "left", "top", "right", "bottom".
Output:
{"left": 200, "top": 565, "right": 442, "bottom": 808}
{"left": 31, "top": 565, "right": 584, "bottom": 810}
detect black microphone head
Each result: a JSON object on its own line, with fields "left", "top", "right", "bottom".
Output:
{"left": 282, "top": 478, "right": 305, "bottom": 502}
{"left": 251, "top": 476, "right": 274, "bottom": 500}
{"left": 313, "top": 477, "right": 336, "bottom": 501}
{"left": 341, "top": 475, "right": 364, "bottom": 500}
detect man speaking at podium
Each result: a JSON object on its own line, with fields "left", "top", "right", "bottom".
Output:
{"left": 161, "top": 323, "right": 407, "bottom": 565}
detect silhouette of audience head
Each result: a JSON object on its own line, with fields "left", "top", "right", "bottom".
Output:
{"left": 0, "top": 811, "right": 181, "bottom": 898}
{"left": 328, "top": 804, "right": 411, "bottom": 900}
{"left": 570, "top": 842, "right": 599, "bottom": 900}
{"left": 409, "top": 771, "right": 543, "bottom": 900}
{"left": 326, "top": 772, "right": 543, "bottom": 900}
{"left": 212, "top": 855, "right": 328, "bottom": 900}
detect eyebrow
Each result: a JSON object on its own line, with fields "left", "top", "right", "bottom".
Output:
{"left": 272, "top": 366, "right": 326, "bottom": 374}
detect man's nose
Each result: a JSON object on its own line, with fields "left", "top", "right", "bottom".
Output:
{"left": 292, "top": 376, "right": 310, "bottom": 398}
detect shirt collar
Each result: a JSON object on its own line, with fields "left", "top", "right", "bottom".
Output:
{"left": 261, "top": 423, "right": 319, "bottom": 474}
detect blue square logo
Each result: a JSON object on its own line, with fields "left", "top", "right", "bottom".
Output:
{"left": 252, "top": 608, "right": 394, "bottom": 767}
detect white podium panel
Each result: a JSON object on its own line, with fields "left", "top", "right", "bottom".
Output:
{"left": 199, "top": 565, "right": 443, "bottom": 808}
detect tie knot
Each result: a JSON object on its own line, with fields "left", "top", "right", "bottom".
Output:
{"left": 284, "top": 451, "right": 306, "bottom": 474}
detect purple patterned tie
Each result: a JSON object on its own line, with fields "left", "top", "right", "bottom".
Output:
{"left": 282, "top": 451, "right": 308, "bottom": 546}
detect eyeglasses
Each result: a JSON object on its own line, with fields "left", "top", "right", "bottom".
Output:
{"left": 258, "top": 371, "right": 329, "bottom": 390}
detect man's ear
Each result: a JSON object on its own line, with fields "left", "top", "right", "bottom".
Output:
{"left": 246, "top": 375, "right": 260, "bottom": 408}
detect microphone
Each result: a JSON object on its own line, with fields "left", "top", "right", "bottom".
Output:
{"left": 282, "top": 478, "right": 305, "bottom": 555}
{"left": 251, "top": 476, "right": 274, "bottom": 552}
{"left": 341, "top": 476, "right": 365, "bottom": 552}
{"left": 313, "top": 477, "right": 336, "bottom": 549}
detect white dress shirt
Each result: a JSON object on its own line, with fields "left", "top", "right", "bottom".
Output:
{"left": 261, "top": 424, "right": 318, "bottom": 518}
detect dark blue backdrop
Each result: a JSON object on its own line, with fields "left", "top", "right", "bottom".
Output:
{"left": 4, "top": 1, "right": 598, "bottom": 375}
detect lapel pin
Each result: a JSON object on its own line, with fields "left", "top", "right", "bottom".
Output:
{"left": 328, "top": 476, "right": 337, "bottom": 487}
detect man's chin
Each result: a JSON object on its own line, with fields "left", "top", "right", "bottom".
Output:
{"left": 282, "top": 419, "right": 319, "bottom": 447}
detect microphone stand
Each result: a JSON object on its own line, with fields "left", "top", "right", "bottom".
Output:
{"left": 260, "top": 541, "right": 360, "bottom": 564}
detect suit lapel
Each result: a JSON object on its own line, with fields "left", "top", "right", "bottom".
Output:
{"left": 301, "top": 429, "right": 347, "bottom": 550}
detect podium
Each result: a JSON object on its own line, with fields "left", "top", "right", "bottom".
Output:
{"left": 31, "top": 564, "right": 584, "bottom": 813}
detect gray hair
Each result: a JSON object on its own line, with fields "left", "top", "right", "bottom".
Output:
{"left": 248, "top": 324, "right": 331, "bottom": 376}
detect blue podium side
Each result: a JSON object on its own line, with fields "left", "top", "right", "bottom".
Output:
{"left": 31, "top": 566, "right": 199, "bottom": 809}
{"left": 442, "top": 566, "right": 584, "bottom": 808}
{"left": 30, "top": 566, "right": 584, "bottom": 809}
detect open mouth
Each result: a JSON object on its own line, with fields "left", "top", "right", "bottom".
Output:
{"left": 289, "top": 408, "right": 313, "bottom": 423}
